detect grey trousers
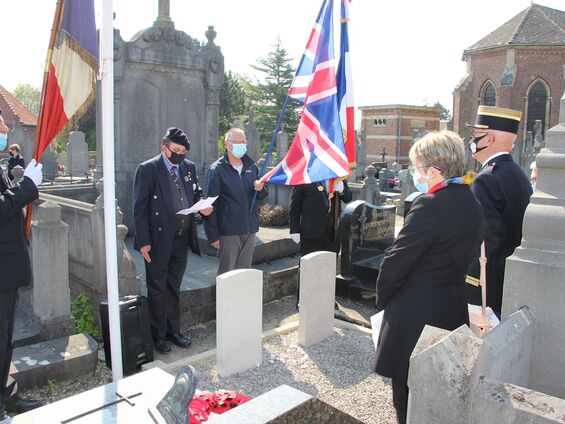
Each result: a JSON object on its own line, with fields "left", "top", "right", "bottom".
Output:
{"left": 217, "top": 233, "right": 256, "bottom": 276}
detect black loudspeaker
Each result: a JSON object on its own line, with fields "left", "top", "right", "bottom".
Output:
{"left": 100, "top": 295, "right": 154, "bottom": 376}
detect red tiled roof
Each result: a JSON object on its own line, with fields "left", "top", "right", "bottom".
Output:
{"left": 0, "top": 84, "right": 37, "bottom": 128}
{"left": 465, "top": 4, "right": 565, "bottom": 54}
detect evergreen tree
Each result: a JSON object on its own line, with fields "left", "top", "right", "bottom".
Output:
{"left": 249, "top": 37, "right": 301, "bottom": 153}
{"left": 433, "top": 101, "right": 452, "bottom": 121}
{"left": 219, "top": 71, "right": 250, "bottom": 137}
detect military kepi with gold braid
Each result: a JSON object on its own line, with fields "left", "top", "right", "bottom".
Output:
{"left": 466, "top": 106, "right": 522, "bottom": 134}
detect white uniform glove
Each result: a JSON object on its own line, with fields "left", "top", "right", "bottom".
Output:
{"left": 334, "top": 181, "right": 344, "bottom": 193}
{"left": 23, "top": 159, "right": 43, "bottom": 187}
{"left": 290, "top": 233, "right": 300, "bottom": 244}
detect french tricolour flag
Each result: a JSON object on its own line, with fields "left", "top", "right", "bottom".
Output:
{"left": 36, "top": 0, "right": 98, "bottom": 160}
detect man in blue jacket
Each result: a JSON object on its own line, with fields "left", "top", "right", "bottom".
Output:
{"left": 133, "top": 127, "right": 212, "bottom": 353}
{"left": 204, "top": 128, "right": 268, "bottom": 275}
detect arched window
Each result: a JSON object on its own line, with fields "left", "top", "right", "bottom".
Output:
{"left": 480, "top": 81, "right": 496, "bottom": 106}
{"left": 526, "top": 80, "right": 548, "bottom": 138}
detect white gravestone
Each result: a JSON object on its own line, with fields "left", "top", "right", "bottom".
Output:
{"left": 298, "top": 251, "right": 336, "bottom": 347}
{"left": 216, "top": 269, "right": 263, "bottom": 377}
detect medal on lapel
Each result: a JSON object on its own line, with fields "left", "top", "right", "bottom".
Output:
{"left": 184, "top": 176, "right": 189, "bottom": 182}
{"left": 317, "top": 185, "right": 324, "bottom": 191}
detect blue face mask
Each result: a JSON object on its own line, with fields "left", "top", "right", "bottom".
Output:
{"left": 413, "top": 170, "right": 429, "bottom": 193}
{"left": 231, "top": 143, "right": 247, "bottom": 158}
{"left": 0, "top": 133, "right": 7, "bottom": 151}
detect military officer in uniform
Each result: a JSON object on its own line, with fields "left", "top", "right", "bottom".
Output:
{"left": 133, "top": 127, "right": 212, "bottom": 353}
{"left": 465, "top": 106, "right": 533, "bottom": 317}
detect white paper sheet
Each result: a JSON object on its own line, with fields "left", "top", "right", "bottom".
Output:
{"left": 370, "top": 310, "right": 384, "bottom": 350}
{"left": 176, "top": 196, "right": 218, "bottom": 215}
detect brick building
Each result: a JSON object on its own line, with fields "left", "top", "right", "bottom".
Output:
{"left": 453, "top": 4, "right": 565, "bottom": 167}
{"left": 0, "top": 84, "right": 37, "bottom": 161}
{"left": 358, "top": 104, "right": 441, "bottom": 165}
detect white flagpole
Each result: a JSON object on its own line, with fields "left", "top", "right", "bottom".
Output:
{"left": 101, "top": 0, "right": 123, "bottom": 381}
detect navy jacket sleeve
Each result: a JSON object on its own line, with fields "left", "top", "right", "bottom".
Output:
{"left": 0, "top": 177, "right": 38, "bottom": 224}
{"left": 132, "top": 163, "right": 152, "bottom": 250}
{"left": 467, "top": 173, "right": 503, "bottom": 277}
{"left": 376, "top": 195, "right": 437, "bottom": 310}
{"left": 203, "top": 165, "right": 220, "bottom": 242}
{"left": 339, "top": 181, "right": 353, "bottom": 203}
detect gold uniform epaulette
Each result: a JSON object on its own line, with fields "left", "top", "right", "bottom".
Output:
{"left": 465, "top": 275, "right": 480, "bottom": 287}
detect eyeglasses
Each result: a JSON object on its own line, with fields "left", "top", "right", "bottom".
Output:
{"left": 165, "top": 144, "right": 186, "bottom": 155}
{"left": 408, "top": 165, "right": 441, "bottom": 176}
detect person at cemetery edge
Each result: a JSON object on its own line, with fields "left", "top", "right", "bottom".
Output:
{"left": 374, "top": 131, "right": 484, "bottom": 424}
{"left": 465, "top": 106, "right": 532, "bottom": 318}
{"left": 7, "top": 144, "right": 25, "bottom": 181}
{"left": 289, "top": 179, "right": 352, "bottom": 256}
{"left": 203, "top": 128, "right": 268, "bottom": 275}
{"left": 0, "top": 131, "right": 44, "bottom": 419}
{"left": 133, "top": 127, "right": 213, "bottom": 354}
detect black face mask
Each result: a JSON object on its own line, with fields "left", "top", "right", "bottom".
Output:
{"left": 165, "top": 145, "right": 186, "bottom": 165}
{"left": 467, "top": 133, "right": 489, "bottom": 154}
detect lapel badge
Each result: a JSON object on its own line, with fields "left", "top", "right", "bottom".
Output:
{"left": 317, "top": 185, "right": 324, "bottom": 192}
{"left": 184, "top": 175, "right": 189, "bottom": 182}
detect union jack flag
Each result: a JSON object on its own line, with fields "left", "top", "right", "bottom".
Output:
{"left": 261, "top": 0, "right": 351, "bottom": 185}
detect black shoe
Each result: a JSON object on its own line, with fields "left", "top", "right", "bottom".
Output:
{"left": 166, "top": 333, "right": 192, "bottom": 348}
{"left": 154, "top": 338, "right": 171, "bottom": 353}
{"left": 5, "top": 394, "right": 43, "bottom": 414}
{"left": 157, "top": 365, "right": 198, "bottom": 423}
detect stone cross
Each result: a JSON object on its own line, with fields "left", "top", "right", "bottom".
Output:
{"left": 158, "top": 0, "right": 170, "bottom": 21}
{"left": 380, "top": 148, "right": 387, "bottom": 162}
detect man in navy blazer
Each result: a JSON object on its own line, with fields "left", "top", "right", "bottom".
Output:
{"left": 465, "top": 106, "right": 533, "bottom": 317}
{"left": 133, "top": 127, "right": 212, "bottom": 353}
{"left": 0, "top": 156, "right": 44, "bottom": 419}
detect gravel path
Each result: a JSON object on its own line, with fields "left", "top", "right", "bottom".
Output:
{"left": 192, "top": 328, "right": 395, "bottom": 424}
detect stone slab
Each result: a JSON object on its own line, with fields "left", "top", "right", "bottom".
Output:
{"left": 216, "top": 269, "right": 263, "bottom": 377}
{"left": 472, "top": 307, "right": 535, "bottom": 390}
{"left": 207, "top": 384, "right": 362, "bottom": 424}
{"left": 9, "top": 334, "right": 98, "bottom": 390}
{"left": 299, "top": 251, "right": 336, "bottom": 347}
{"left": 8, "top": 367, "right": 174, "bottom": 423}
{"left": 407, "top": 325, "right": 483, "bottom": 424}
{"left": 469, "top": 376, "right": 565, "bottom": 424}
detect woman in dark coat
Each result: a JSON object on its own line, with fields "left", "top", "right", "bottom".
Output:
{"left": 374, "top": 131, "right": 484, "bottom": 424}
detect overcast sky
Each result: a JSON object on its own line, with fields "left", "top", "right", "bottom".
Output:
{"left": 2, "top": 0, "right": 564, "bottom": 117}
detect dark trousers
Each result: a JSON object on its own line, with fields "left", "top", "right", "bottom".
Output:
{"left": 0, "top": 289, "right": 18, "bottom": 412}
{"left": 145, "top": 234, "right": 189, "bottom": 340}
{"left": 391, "top": 378, "right": 409, "bottom": 424}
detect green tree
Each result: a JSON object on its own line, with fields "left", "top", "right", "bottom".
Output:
{"left": 433, "top": 101, "right": 452, "bottom": 121}
{"left": 13, "top": 83, "right": 41, "bottom": 115}
{"left": 249, "top": 37, "right": 301, "bottom": 153}
{"left": 219, "top": 71, "right": 251, "bottom": 151}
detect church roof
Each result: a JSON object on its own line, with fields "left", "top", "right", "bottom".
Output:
{"left": 465, "top": 4, "right": 565, "bottom": 54}
{"left": 0, "top": 84, "right": 37, "bottom": 128}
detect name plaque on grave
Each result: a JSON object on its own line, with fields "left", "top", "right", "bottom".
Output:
{"left": 337, "top": 200, "right": 396, "bottom": 299}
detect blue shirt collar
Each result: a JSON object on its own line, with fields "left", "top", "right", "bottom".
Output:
{"left": 161, "top": 153, "right": 178, "bottom": 176}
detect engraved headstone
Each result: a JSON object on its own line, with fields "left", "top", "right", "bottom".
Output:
{"left": 336, "top": 200, "right": 396, "bottom": 298}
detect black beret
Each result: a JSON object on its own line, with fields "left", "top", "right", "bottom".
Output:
{"left": 163, "top": 127, "right": 190, "bottom": 150}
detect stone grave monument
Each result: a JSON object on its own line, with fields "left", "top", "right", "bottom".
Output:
{"left": 66, "top": 130, "right": 89, "bottom": 176}
{"left": 336, "top": 200, "right": 396, "bottom": 299}
{"left": 98, "top": 0, "right": 224, "bottom": 230}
